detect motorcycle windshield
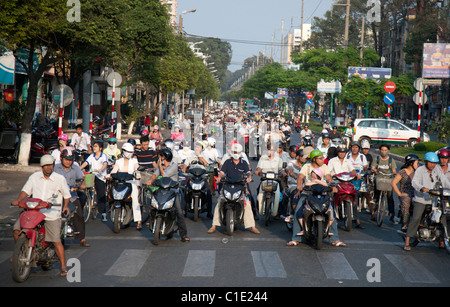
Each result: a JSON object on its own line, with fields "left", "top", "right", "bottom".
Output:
{"left": 111, "top": 172, "right": 134, "bottom": 181}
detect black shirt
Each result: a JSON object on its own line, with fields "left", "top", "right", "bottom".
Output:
{"left": 134, "top": 149, "right": 158, "bottom": 169}
{"left": 220, "top": 157, "right": 250, "bottom": 179}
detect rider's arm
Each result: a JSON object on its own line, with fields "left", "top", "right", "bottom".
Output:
{"left": 11, "top": 191, "right": 29, "bottom": 206}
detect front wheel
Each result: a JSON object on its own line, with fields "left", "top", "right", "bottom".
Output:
{"left": 264, "top": 198, "right": 272, "bottom": 226}
{"left": 153, "top": 217, "right": 162, "bottom": 245}
{"left": 344, "top": 200, "right": 353, "bottom": 232}
{"left": 112, "top": 207, "right": 121, "bottom": 233}
{"left": 315, "top": 221, "right": 324, "bottom": 250}
{"left": 12, "top": 237, "right": 32, "bottom": 283}
{"left": 376, "top": 192, "right": 387, "bottom": 227}
{"left": 226, "top": 208, "right": 235, "bottom": 236}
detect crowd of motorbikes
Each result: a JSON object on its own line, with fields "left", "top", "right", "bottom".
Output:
{"left": 7, "top": 108, "right": 450, "bottom": 283}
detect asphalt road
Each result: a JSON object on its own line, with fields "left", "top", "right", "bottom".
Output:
{"left": 1, "top": 128, "right": 450, "bottom": 289}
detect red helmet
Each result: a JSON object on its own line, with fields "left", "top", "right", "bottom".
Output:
{"left": 141, "top": 129, "right": 149, "bottom": 136}
{"left": 438, "top": 148, "right": 450, "bottom": 158}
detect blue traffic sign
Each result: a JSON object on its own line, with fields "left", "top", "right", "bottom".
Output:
{"left": 383, "top": 93, "right": 395, "bottom": 105}
{"left": 306, "top": 99, "right": 313, "bottom": 105}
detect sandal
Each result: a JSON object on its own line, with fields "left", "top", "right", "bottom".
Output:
{"left": 181, "top": 236, "right": 190, "bottom": 243}
{"left": 60, "top": 270, "right": 68, "bottom": 277}
{"left": 331, "top": 241, "right": 347, "bottom": 247}
{"left": 286, "top": 240, "right": 300, "bottom": 246}
{"left": 404, "top": 245, "right": 411, "bottom": 251}
{"left": 80, "top": 240, "right": 91, "bottom": 247}
{"left": 136, "top": 222, "right": 142, "bottom": 231}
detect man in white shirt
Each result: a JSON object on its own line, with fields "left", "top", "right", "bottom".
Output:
{"left": 12, "top": 155, "right": 71, "bottom": 277}
{"left": 327, "top": 146, "right": 356, "bottom": 176}
{"left": 70, "top": 124, "right": 91, "bottom": 153}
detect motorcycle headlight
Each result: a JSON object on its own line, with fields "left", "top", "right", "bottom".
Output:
{"left": 162, "top": 198, "right": 175, "bottom": 210}
{"left": 113, "top": 188, "right": 129, "bottom": 200}
{"left": 232, "top": 191, "right": 242, "bottom": 200}
{"left": 224, "top": 190, "right": 232, "bottom": 200}
{"left": 26, "top": 201, "right": 40, "bottom": 209}
{"left": 443, "top": 189, "right": 450, "bottom": 197}
{"left": 191, "top": 183, "right": 204, "bottom": 190}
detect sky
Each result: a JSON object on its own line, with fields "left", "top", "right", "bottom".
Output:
{"left": 177, "top": 0, "right": 336, "bottom": 72}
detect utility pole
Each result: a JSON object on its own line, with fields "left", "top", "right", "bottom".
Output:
{"left": 344, "top": 0, "right": 351, "bottom": 50}
{"left": 300, "top": 0, "right": 304, "bottom": 53}
{"left": 360, "top": 16, "right": 365, "bottom": 65}
{"left": 280, "top": 20, "right": 284, "bottom": 67}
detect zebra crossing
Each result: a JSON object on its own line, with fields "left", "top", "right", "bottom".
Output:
{"left": 1, "top": 238, "right": 448, "bottom": 285}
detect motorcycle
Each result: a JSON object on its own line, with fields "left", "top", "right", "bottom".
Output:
{"left": 295, "top": 122, "right": 301, "bottom": 133}
{"left": 183, "top": 166, "right": 210, "bottom": 221}
{"left": 0, "top": 127, "right": 20, "bottom": 163}
{"left": 258, "top": 171, "right": 282, "bottom": 226}
{"left": 302, "top": 184, "right": 334, "bottom": 250}
{"left": 398, "top": 187, "right": 450, "bottom": 254}
{"left": 218, "top": 175, "right": 249, "bottom": 236}
{"left": 301, "top": 135, "right": 313, "bottom": 148}
{"left": 60, "top": 181, "right": 83, "bottom": 244}
{"left": 282, "top": 130, "right": 291, "bottom": 151}
{"left": 148, "top": 177, "right": 179, "bottom": 245}
{"left": 333, "top": 172, "right": 358, "bottom": 232}
{"left": 11, "top": 198, "right": 59, "bottom": 283}
{"left": 108, "top": 172, "right": 134, "bottom": 233}
{"left": 342, "top": 133, "right": 353, "bottom": 150}
{"left": 92, "top": 124, "right": 112, "bottom": 141}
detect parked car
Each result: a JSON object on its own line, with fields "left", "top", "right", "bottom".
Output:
{"left": 353, "top": 118, "right": 430, "bottom": 148}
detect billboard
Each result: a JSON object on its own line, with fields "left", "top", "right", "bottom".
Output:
{"left": 422, "top": 43, "right": 450, "bottom": 79}
{"left": 347, "top": 67, "right": 391, "bottom": 81}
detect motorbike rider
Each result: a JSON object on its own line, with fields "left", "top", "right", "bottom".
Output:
{"left": 300, "top": 124, "right": 315, "bottom": 148}
{"left": 438, "top": 148, "right": 450, "bottom": 181}
{"left": 80, "top": 140, "right": 108, "bottom": 221}
{"left": 51, "top": 133, "right": 69, "bottom": 164}
{"left": 288, "top": 149, "right": 346, "bottom": 247}
{"left": 202, "top": 137, "right": 222, "bottom": 165}
{"left": 54, "top": 148, "right": 90, "bottom": 247}
{"left": 147, "top": 148, "right": 190, "bottom": 242}
{"left": 391, "top": 154, "right": 420, "bottom": 232}
{"left": 208, "top": 143, "right": 260, "bottom": 234}
{"left": 103, "top": 138, "right": 121, "bottom": 159}
{"left": 328, "top": 145, "right": 365, "bottom": 229}
{"left": 134, "top": 135, "right": 159, "bottom": 170}
{"left": 329, "top": 126, "right": 341, "bottom": 141}
{"left": 284, "top": 148, "right": 307, "bottom": 222}
{"left": 371, "top": 143, "right": 398, "bottom": 224}
{"left": 254, "top": 143, "right": 284, "bottom": 218}
{"left": 109, "top": 142, "right": 142, "bottom": 230}
{"left": 405, "top": 152, "right": 450, "bottom": 251}
{"left": 70, "top": 124, "right": 91, "bottom": 154}
{"left": 323, "top": 120, "right": 332, "bottom": 132}
{"left": 181, "top": 141, "right": 208, "bottom": 173}
{"left": 317, "top": 133, "right": 335, "bottom": 162}
{"left": 11, "top": 154, "right": 71, "bottom": 277}
{"left": 149, "top": 125, "right": 162, "bottom": 142}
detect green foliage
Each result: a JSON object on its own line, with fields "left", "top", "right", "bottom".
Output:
{"left": 413, "top": 142, "right": 447, "bottom": 152}
{"left": 0, "top": 100, "right": 26, "bottom": 129}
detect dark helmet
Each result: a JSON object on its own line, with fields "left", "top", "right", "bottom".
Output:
{"left": 336, "top": 145, "right": 347, "bottom": 153}
{"left": 322, "top": 133, "right": 330, "bottom": 139}
{"left": 289, "top": 144, "right": 299, "bottom": 152}
{"left": 160, "top": 148, "right": 173, "bottom": 162}
{"left": 61, "top": 148, "right": 75, "bottom": 160}
{"left": 404, "top": 153, "right": 420, "bottom": 167}
{"left": 127, "top": 138, "right": 136, "bottom": 146}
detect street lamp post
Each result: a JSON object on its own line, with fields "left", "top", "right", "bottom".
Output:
{"left": 178, "top": 9, "right": 197, "bottom": 36}
{"left": 332, "top": 0, "right": 351, "bottom": 50}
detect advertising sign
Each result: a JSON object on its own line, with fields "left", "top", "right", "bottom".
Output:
{"left": 422, "top": 43, "right": 450, "bottom": 78}
{"left": 317, "top": 79, "right": 342, "bottom": 93}
{"left": 347, "top": 67, "right": 391, "bottom": 81}
{"left": 277, "top": 88, "right": 288, "bottom": 98}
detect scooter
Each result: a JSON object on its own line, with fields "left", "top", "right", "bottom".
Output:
{"left": 148, "top": 177, "right": 179, "bottom": 245}
{"left": 295, "top": 121, "right": 301, "bottom": 133}
{"left": 301, "top": 135, "right": 313, "bottom": 148}
{"left": 109, "top": 172, "right": 134, "bottom": 233}
{"left": 333, "top": 172, "right": 357, "bottom": 232}
{"left": 11, "top": 198, "right": 59, "bottom": 283}
{"left": 398, "top": 187, "right": 450, "bottom": 254}
{"left": 183, "top": 166, "right": 210, "bottom": 221}
{"left": 302, "top": 184, "right": 334, "bottom": 250}
{"left": 218, "top": 175, "right": 249, "bottom": 236}
{"left": 258, "top": 171, "right": 282, "bottom": 226}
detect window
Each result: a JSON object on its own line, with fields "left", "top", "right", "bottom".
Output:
{"left": 387, "top": 121, "right": 402, "bottom": 130}
{"left": 357, "top": 120, "right": 371, "bottom": 128}
{"left": 371, "top": 121, "right": 387, "bottom": 129}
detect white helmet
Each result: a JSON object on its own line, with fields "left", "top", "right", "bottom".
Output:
{"left": 207, "top": 137, "right": 216, "bottom": 147}
{"left": 122, "top": 142, "right": 134, "bottom": 152}
{"left": 40, "top": 154, "right": 55, "bottom": 166}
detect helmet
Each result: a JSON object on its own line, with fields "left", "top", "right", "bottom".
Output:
{"left": 424, "top": 152, "right": 439, "bottom": 163}
{"left": 127, "top": 138, "right": 136, "bottom": 146}
{"left": 312, "top": 168, "right": 324, "bottom": 179}
{"left": 160, "top": 148, "right": 173, "bottom": 162}
{"left": 437, "top": 148, "right": 450, "bottom": 158}
{"left": 361, "top": 140, "right": 370, "bottom": 149}
{"left": 153, "top": 125, "right": 159, "bottom": 131}
{"left": 122, "top": 142, "right": 134, "bottom": 153}
{"left": 207, "top": 137, "right": 216, "bottom": 147}
{"left": 351, "top": 141, "right": 360, "bottom": 148}
{"left": 58, "top": 133, "right": 68, "bottom": 141}
{"left": 404, "top": 154, "right": 420, "bottom": 166}
{"left": 40, "top": 154, "right": 55, "bottom": 166}
{"left": 322, "top": 133, "right": 330, "bottom": 139}
{"left": 61, "top": 148, "right": 75, "bottom": 160}
{"left": 309, "top": 149, "right": 323, "bottom": 160}
{"left": 289, "top": 145, "right": 299, "bottom": 152}
{"left": 108, "top": 138, "right": 117, "bottom": 144}
{"left": 336, "top": 145, "right": 347, "bottom": 153}
{"left": 141, "top": 129, "right": 149, "bottom": 136}
{"left": 231, "top": 143, "right": 243, "bottom": 153}
{"left": 164, "top": 139, "right": 174, "bottom": 150}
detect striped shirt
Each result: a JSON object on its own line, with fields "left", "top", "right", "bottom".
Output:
{"left": 134, "top": 149, "right": 158, "bottom": 169}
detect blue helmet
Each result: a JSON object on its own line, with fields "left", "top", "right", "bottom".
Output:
{"left": 424, "top": 152, "right": 439, "bottom": 163}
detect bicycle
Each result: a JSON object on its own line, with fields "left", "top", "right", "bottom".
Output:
{"left": 374, "top": 171, "right": 394, "bottom": 227}
{"left": 83, "top": 172, "right": 98, "bottom": 223}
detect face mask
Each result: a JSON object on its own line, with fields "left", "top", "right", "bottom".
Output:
{"left": 109, "top": 144, "right": 116, "bottom": 151}
{"left": 232, "top": 154, "right": 240, "bottom": 160}
{"left": 380, "top": 151, "right": 388, "bottom": 157}
{"left": 123, "top": 151, "right": 133, "bottom": 159}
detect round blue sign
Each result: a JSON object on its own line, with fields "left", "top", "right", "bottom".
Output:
{"left": 306, "top": 99, "right": 313, "bottom": 105}
{"left": 383, "top": 94, "right": 395, "bottom": 105}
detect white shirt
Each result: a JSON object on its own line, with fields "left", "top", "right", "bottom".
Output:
{"left": 202, "top": 147, "right": 221, "bottom": 164}
{"left": 85, "top": 152, "right": 108, "bottom": 182}
{"left": 257, "top": 155, "right": 283, "bottom": 173}
{"left": 345, "top": 152, "right": 368, "bottom": 172}
{"left": 70, "top": 132, "right": 91, "bottom": 151}
{"left": 300, "top": 129, "right": 313, "bottom": 138}
{"left": 21, "top": 171, "right": 71, "bottom": 221}
{"left": 327, "top": 156, "right": 355, "bottom": 176}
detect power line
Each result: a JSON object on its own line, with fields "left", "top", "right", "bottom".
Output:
{"left": 185, "top": 33, "right": 302, "bottom": 48}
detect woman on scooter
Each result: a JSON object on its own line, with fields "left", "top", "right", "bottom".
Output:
{"left": 109, "top": 143, "right": 142, "bottom": 230}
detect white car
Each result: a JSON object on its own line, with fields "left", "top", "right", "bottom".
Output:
{"left": 353, "top": 118, "right": 430, "bottom": 148}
